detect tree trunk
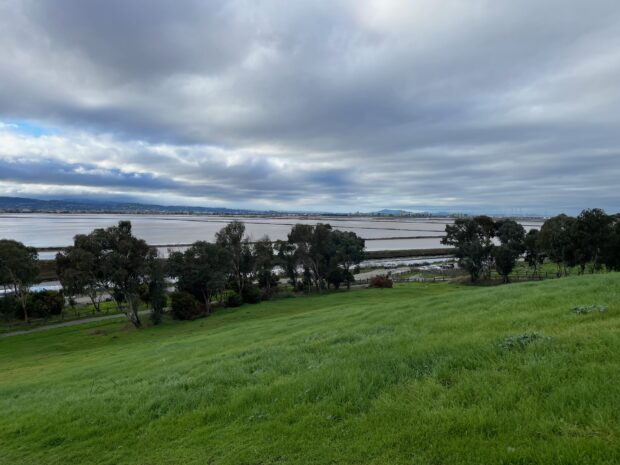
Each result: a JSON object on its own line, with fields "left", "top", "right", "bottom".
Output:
{"left": 126, "top": 294, "right": 142, "bottom": 328}
{"left": 202, "top": 290, "right": 211, "bottom": 314}
{"left": 88, "top": 290, "right": 101, "bottom": 313}
{"left": 19, "top": 294, "right": 29, "bottom": 324}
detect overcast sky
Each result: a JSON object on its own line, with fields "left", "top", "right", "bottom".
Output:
{"left": 1, "top": 0, "right": 619, "bottom": 214}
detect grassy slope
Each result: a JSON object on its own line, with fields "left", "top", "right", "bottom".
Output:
{"left": 1, "top": 275, "right": 619, "bottom": 465}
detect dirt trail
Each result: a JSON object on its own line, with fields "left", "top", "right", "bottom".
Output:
{"left": 0, "top": 311, "right": 149, "bottom": 338}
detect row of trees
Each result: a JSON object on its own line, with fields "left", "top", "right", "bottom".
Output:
{"left": 167, "top": 222, "right": 365, "bottom": 316}
{"left": 442, "top": 208, "right": 620, "bottom": 282}
{"left": 48, "top": 220, "right": 365, "bottom": 327}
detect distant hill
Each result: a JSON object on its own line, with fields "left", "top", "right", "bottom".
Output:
{"left": 0, "top": 196, "right": 535, "bottom": 218}
{"left": 373, "top": 208, "right": 456, "bottom": 217}
{"left": 0, "top": 196, "right": 269, "bottom": 215}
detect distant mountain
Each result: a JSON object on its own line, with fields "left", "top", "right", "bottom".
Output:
{"left": 373, "top": 208, "right": 448, "bottom": 217}
{"left": 375, "top": 209, "right": 413, "bottom": 216}
{"left": 0, "top": 196, "right": 272, "bottom": 215}
{"left": 0, "top": 196, "right": 540, "bottom": 218}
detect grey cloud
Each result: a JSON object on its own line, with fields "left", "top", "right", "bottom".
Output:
{"left": 0, "top": 0, "right": 619, "bottom": 212}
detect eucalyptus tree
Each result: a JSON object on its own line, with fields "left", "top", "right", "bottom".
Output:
{"left": 442, "top": 217, "right": 493, "bottom": 282}
{"left": 539, "top": 214, "right": 577, "bottom": 276}
{"left": 98, "top": 221, "right": 156, "bottom": 328}
{"left": 253, "top": 236, "right": 277, "bottom": 291}
{"left": 330, "top": 230, "right": 365, "bottom": 289}
{"left": 524, "top": 229, "right": 544, "bottom": 275}
{"left": 602, "top": 215, "right": 620, "bottom": 271}
{"left": 0, "top": 240, "right": 39, "bottom": 323}
{"left": 288, "top": 223, "right": 334, "bottom": 291}
{"left": 56, "top": 231, "right": 107, "bottom": 313}
{"left": 276, "top": 240, "right": 298, "bottom": 286}
{"left": 168, "top": 241, "right": 231, "bottom": 313}
{"left": 215, "top": 221, "right": 253, "bottom": 293}
{"left": 573, "top": 208, "right": 613, "bottom": 273}
{"left": 493, "top": 219, "right": 526, "bottom": 283}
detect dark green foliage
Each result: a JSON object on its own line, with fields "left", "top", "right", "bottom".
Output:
{"left": 55, "top": 221, "right": 155, "bottom": 326}
{"left": 524, "top": 229, "right": 545, "bottom": 273}
{"left": 287, "top": 224, "right": 364, "bottom": 291}
{"left": 326, "top": 266, "right": 347, "bottom": 289}
{"left": 288, "top": 223, "right": 333, "bottom": 291}
{"left": 0, "top": 296, "right": 19, "bottom": 320}
{"left": 260, "top": 288, "right": 276, "bottom": 301}
{"left": 168, "top": 241, "right": 231, "bottom": 313}
{"left": 146, "top": 258, "right": 166, "bottom": 325}
{"left": 253, "top": 236, "right": 277, "bottom": 292}
{"left": 537, "top": 209, "right": 618, "bottom": 276}
{"left": 493, "top": 245, "right": 518, "bottom": 283}
{"left": 241, "top": 285, "right": 261, "bottom": 304}
{"left": 538, "top": 214, "right": 578, "bottom": 276}
{"left": 603, "top": 217, "right": 620, "bottom": 271}
{"left": 276, "top": 240, "right": 298, "bottom": 286}
{"left": 495, "top": 219, "right": 526, "bottom": 252}
{"left": 215, "top": 221, "right": 253, "bottom": 294}
{"left": 573, "top": 208, "right": 613, "bottom": 273}
{"left": 56, "top": 232, "right": 107, "bottom": 312}
{"left": 27, "top": 291, "right": 64, "bottom": 318}
{"left": 330, "top": 230, "right": 365, "bottom": 289}
{"left": 170, "top": 291, "right": 204, "bottom": 320}
{"left": 257, "top": 271, "right": 278, "bottom": 290}
{"left": 225, "top": 292, "right": 243, "bottom": 308}
{"left": 98, "top": 221, "right": 156, "bottom": 327}
{"left": 0, "top": 239, "right": 39, "bottom": 323}
{"left": 494, "top": 219, "right": 525, "bottom": 283}
{"left": 442, "top": 217, "right": 495, "bottom": 282}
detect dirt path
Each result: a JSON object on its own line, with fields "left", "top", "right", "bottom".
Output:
{"left": 0, "top": 311, "right": 150, "bottom": 338}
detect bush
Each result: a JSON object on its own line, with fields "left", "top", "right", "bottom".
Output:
{"left": 26, "top": 291, "right": 65, "bottom": 319}
{"left": 242, "top": 285, "right": 262, "bottom": 304}
{"left": 0, "top": 296, "right": 19, "bottom": 320}
{"left": 260, "top": 287, "right": 277, "bottom": 301}
{"left": 170, "top": 292, "right": 205, "bottom": 320}
{"left": 369, "top": 275, "right": 393, "bottom": 288}
{"left": 226, "top": 291, "right": 243, "bottom": 308}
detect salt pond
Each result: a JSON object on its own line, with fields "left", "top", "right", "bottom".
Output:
{"left": 0, "top": 213, "right": 543, "bottom": 257}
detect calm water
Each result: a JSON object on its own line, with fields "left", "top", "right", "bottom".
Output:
{"left": 0, "top": 214, "right": 543, "bottom": 256}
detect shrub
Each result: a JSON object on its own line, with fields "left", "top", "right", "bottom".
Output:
{"left": 242, "top": 285, "right": 262, "bottom": 304}
{"left": 226, "top": 291, "right": 243, "bottom": 308}
{"left": 260, "top": 287, "right": 277, "bottom": 301}
{"left": 170, "top": 292, "right": 205, "bottom": 320}
{"left": 369, "top": 275, "right": 393, "bottom": 288}
{"left": 26, "top": 291, "right": 65, "bottom": 319}
{"left": 0, "top": 296, "right": 19, "bottom": 320}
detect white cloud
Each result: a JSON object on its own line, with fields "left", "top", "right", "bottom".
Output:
{"left": 0, "top": 0, "right": 619, "bottom": 213}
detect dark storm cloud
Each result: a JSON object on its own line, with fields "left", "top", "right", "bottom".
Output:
{"left": 0, "top": 0, "right": 619, "bottom": 212}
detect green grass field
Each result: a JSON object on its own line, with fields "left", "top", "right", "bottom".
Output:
{"left": 1, "top": 275, "right": 619, "bottom": 464}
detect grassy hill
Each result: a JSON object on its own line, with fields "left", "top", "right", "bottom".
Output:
{"left": 1, "top": 275, "right": 619, "bottom": 464}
